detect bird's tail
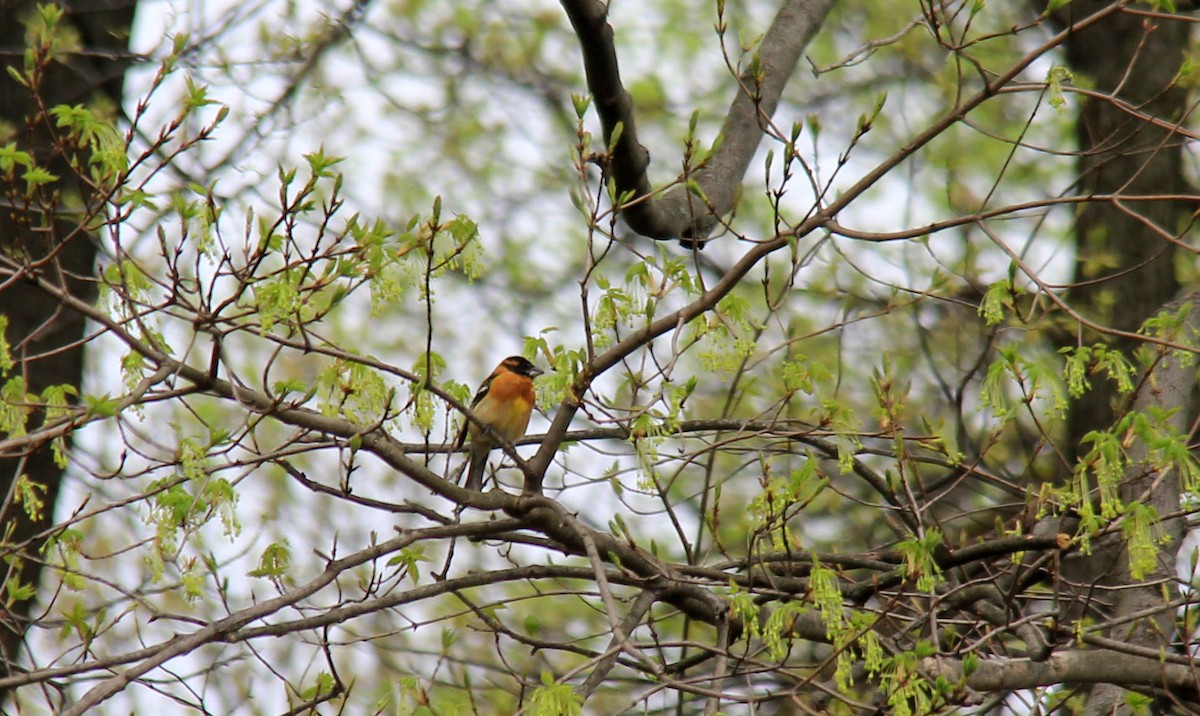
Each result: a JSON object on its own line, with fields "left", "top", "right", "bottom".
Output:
{"left": 464, "top": 448, "right": 488, "bottom": 492}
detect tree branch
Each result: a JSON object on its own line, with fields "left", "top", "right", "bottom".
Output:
{"left": 560, "top": 0, "right": 834, "bottom": 244}
{"left": 923, "top": 651, "right": 1200, "bottom": 699}
{"left": 60, "top": 520, "right": 513, "bottom": 716}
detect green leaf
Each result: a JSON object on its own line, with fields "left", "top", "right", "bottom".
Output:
{"left": 248, "top": 540, "right": 291, "bottom": 579}
{"left": 1046, "top": 65, "right": 1074, "bottom": 112}
{"left": 1, "top": 376, "right": 32, "bottom": 437}
{"left": 607, "top": 121, "right": 625, "bottom": 153}
{"left": 571, "top": 93, "right": 591, "bottom": 118}
{"left": 183, "top": 76, "right": 217, "bottom": 110}
{"left": 387, "top": 547, "right": 431, "bottom": 584}
{"left": 0, "top": 144, "right": 33, "bottom": 174}
{"left": 0, "top": 316, "right": 12, "bottom": 374}
{"left": 14, "top": 475, "right": 46, "bottom": 522}
{"left": 21, "top": 166, "right": 59, "bottom": 195}
{"left": 304, "top": 147, "right": 344, "bottom": 178}
{"left": 41, "top": 384, "right": 77, "bottom": 468}
{"left": 5, "top": 66, "right": 28, "bottom": 88}
{"left": 301, "top": 671, "right": 336, "bottom": 699}
{"left": 528, "top": 673, "right": 582, "bottom": 716}
{"left": 978, "top": 280, "right": 1019, "bottom": 326}
{"left": 897, "top": 528, "right": 944, "bottom": 592}
{"left": 4, "top": 575, "right": 37, "bottom": 607}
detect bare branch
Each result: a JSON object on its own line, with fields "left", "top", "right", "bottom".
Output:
{"left": 560, "top": 0, "right": 834, "bottom": 244}
{"left": 923, "top": 651, "right": 1200, "bottom": 697}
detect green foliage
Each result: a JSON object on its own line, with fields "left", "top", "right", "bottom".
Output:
{"left": 881, "top": 646, "right": 943, "bottom": 716}
{"left": 695, "top": 293, "right": 758, "bottom": 372}
{"left": 388, "top": 547, "right": 431, "bottom": 584}
{"left": 180, "top": 559, "right": 207, "bottom": 603}
{"left": 1073, "top": 428, "right": 1124, "bottom": 525}
{"left": 1060, "top": 344, "right": 1134, "bottom": 398}
{"left": 408, "top": 354, "right": 446, "bottom": 433}
{"left": 0, "top": 376, "right": 32, "bottom": 437}
{"left": 42, "top": 528, "right": 85, "bottom": 591}
{"left": 315, "top": 359, "right": 392, "bottom": 424}
{"left": 1072, "top": 402, "right": 1199, "bottom": 544}
{"left": 591, "top": 275, "right": 634, "bottom": 350}
{"left": 48, "top": 103, "right": 128, "bottom": 184}
{"left": 1046, "top": 65, "right": 1074, "bottom": 112}
{"left": 178, "top": 435, "right": 209, "bottom": 482}
{"left": 981, "top": 345, "right": 1067, "bottom": 422}
{"left": 181, "top": 75, "right": 219, "bottom": 112}
{"left": 380, "top": 673, "right": 480, "bottom": 716}
{"left": 20, "top": 165, "right": 57, "bottom": 195}
{"left": 251, "top": 264, "right": 341, "bottom": 334}
{"left": 1121, "top": 503, "right": 1162, "bottom": 581}
{"left": 352, "top": 216, "right": 402, "bottom": 312}
{"left": 300, "top": 671, "right": 336, "bottom": 700}
{"left": 920, "top": 415, "right": 962, "bottom": 466}
{"left": 810, "top": 558, "right": 876, "bottom": 690}
{"left": 1, "top": 0, "right": 1190, "bottom": 712}
{"left": 1124, "top": 406, "right": 1200, "bottom": 489}
{"left": 141, "top": 436, "right": 241, "bottom": 584}
{"left": 978, "top": 279, "right": 1022, "bottom": 326}
{"left": 780, "top": 354, "right": 828, "bottom": 396}
{"left": 897, "top": 528, "right": 944, "bottom": 592}
{"left": 58, "top": 600, "right": 103, "bottom": 648}
{"left": 102, "top": 258, "right": 154, "bottom": 320}
{"left": 1125, "top": 690, "right": 1155, "bottom": 715}
{"left": 748, "top": 458, "right": 826, "bottom": 548}
{"left": 1139, "top": 301, "right": 1200, "bottom": 368}
{"left": 854, "top": 612, "right": 885, "bottom": 677}
{"left": 727, "top": 580, "right": 761, "bottom": 639}
{"left": 41, "top": 383, "right": 77, "bottom": 468}
{"left": 762, "top": 600, "right": 805, "bottom": 662}
{"left": 83, "top": 393, "right": 119, "bottom": 417}
{"left": 0, "top": 143, "right": 33, "bottom": 176}
{"left": 855, "top": 91, "right": 888, "bottom": 138}
{"left": 13, "top": 474, "right": 46, "bottom": 521}
{"left": 571, "top": 93, "right": 591, "bottom": 118}
{"left": 4, "top": 574, "right": 38, "bottom": 607}
{"left": 24, "top": 4, "right": 79, "bottom": 73}
{"left": 818, "top": 399, "right": 863, "bottom": 473}
{"left": 528, "top": 671, "right": 582, "bottom": 716}
{"left": 118, "top": 349, "right": 150, "bottom": 398}
{"left": 249, "top": 540, "right": 292, "bottom": 581}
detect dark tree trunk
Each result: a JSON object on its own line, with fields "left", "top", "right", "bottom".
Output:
{"left": 0, "top": 0, "right": 135, "bottom": 699}
{"left": 1056, "top": 2, "right": 1192, "bottom": 456}
{"left": 1037, "top": 3, "right": 1195, "bottom": 714}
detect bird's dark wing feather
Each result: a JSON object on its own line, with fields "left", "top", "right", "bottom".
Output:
{"left": 453, "top": 372, "right": 497, "bottom": 449}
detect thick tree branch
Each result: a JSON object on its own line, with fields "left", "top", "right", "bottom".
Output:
{"left": 560, "top": 0, "right": 834, "bottom": 244}
{"left": 923, "top": 651, "right": 1200, "bottom": 699}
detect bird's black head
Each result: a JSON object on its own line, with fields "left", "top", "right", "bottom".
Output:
{"left": 502, "top": 355, "right": 544, "bottom": 378}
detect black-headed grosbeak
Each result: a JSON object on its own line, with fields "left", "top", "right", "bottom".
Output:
{"left": 456, "top": 355, "right": 543, "bottom": 491}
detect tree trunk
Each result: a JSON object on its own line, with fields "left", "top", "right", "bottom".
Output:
{"left": 0, "top": 0, "right": 135, "bottom": 700}
{"left": 1057, "top": 1, "right": 1192, "bottom": 454}
{"left": 1042, "top": 4, "right": 1195, "bottom": 713}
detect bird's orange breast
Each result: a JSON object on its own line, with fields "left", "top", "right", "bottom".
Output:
{"left": 469, "top": 371, "right": 536, "bottom": 443}
{"left": 486, "top": 371, "right": 535, "bottom": 403}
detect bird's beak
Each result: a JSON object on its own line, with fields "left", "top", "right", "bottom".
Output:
{"left": 531, "top": 366, "right": 545, "bottom": 377}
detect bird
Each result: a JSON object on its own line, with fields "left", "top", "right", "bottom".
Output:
{"left": 455, "top": 355, "right": 543, "bottom": 491}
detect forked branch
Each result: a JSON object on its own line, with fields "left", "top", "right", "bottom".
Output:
{"left": 560, "top": 0, "right": 834, "bottom": 244}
